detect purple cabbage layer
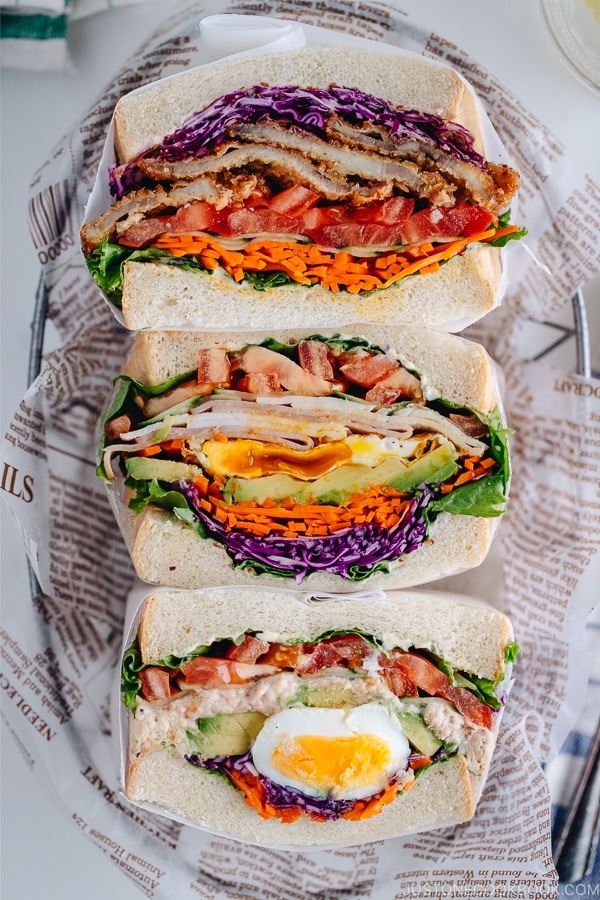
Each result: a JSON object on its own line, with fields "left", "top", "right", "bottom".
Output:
{"left": 178, "top": 481, "right": 434, "bottom": 583}
{"left": 110, "top": 84, "right": 484, "bottom": 197}
{"left": 187, "top": 750, "right": 363, "bottom": 820}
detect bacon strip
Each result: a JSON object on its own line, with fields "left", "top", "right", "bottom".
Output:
{"left": 385, "top": 652, "right": 493, "bottom": 729}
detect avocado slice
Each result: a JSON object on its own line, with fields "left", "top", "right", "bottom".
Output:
{"left": 224, "top": 443, "right": 459, "bottom": 507}
{"left": 125, "top": 456, "right": 201, "bottom": 483}
{"left": 186, "top": 711, "right": 266, "bottom": 758}
{"left": 387, "top": 443, "right": 459, "bottom": 492}
{"left": 298, "top": 682, "right": 363, "bottom": 708}
{"left": 397, "top": 711, "right": 443, "bottom": 757}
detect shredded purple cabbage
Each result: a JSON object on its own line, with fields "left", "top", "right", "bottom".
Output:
{"left": 431, "top": 745, "right": 448, "bottom": 763}
{"left": 109, "top": 84, "right": 485, "bottom": 197}
{"left": 187, "top": 750, "right": 371, "bottom": 820}
{"left": 178, "top": 481, "right": 433, "bottom": 583}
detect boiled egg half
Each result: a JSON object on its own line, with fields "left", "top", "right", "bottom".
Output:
{"left": 251, "top": 702, "right": 410, "bottom": 801}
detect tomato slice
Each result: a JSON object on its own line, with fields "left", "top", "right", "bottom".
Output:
{"left": 388, "top": 652, "right": 494, "bottom": 729}
{"left": 169, "top": 201, "right": 217, "bottom": 232}
{"left": 219, "top": 207, "right": 298, "bottom": 237}
{"left": 304, "top": 222, "right": 404, "bottom": 248}
{"left": 269, "top": 185, "right": 320, "bottom": 216}
{"left": 400, "top": 204, "right": 495, "bottom": 245}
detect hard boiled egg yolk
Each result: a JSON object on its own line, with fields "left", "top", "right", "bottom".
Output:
{"left": 271, "top": 734, "right": 392, "bottom": 796}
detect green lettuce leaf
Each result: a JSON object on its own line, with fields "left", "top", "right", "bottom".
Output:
{"left": 422, "top": 650, "right": 505, "bottom": 709}
{"left": 121, "top": 638, "right": 210, "bottom": 709}
{"left": 425, "top": 404, "right": 512, "bottom": 519}
{"left": 85, "top": 240, "right": 209, "bottom": 303}
{"left": 504, "top": 641, "right": 520, "bottom": 664}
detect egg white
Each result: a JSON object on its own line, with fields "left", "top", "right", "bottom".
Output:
{"left": 344, "top": 434, "right": 424, "bottom": 466}
{"left": 251, "top": 702, "right": 410, "bottom": 801}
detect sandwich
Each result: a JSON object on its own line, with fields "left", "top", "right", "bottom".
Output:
{"left": 99, "top": 324, "right": 511, "bottom": 591}
{"left": 122, "top": 587, "right": 518, "bottom": 847}
{"left": 80, "top": 46, "right": 525, "bottom": 331}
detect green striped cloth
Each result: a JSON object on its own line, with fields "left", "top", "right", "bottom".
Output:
{"left": 1, "top": 0, "right": 146, "bottom": 69}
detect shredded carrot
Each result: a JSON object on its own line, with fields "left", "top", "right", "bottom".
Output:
{"left": 339, "top": 780, "right": 407, "bottom": 821}
{"left": 440, "top": 455, "right": 497, "bottom": 493}
{"left": 161, "top": 439, "right": 185, "bottom": 453}
{"left": 408, "top": 755, "right": 433, "bottom": 771}
{"left": 150, "top": 220, "right": 519, "bottom": 295}
{"left": 137, "top": 445, "right": 162, "bottom": 457}
{"left": 227, "top": 764, "right": 405, "bottom": 823}
{"left": 207, "top": 485, "right": 413, "bottom": 538}
{"left": 193, "top": 474, "right": 209, "bottom": 497}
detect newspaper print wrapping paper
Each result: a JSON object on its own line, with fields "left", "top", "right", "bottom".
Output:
{"left": 1, "top": 2, "right": 600, "bottom": 897}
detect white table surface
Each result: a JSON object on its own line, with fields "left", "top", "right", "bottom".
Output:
{"left": 1, "top": 2, "right": 599, "bottom": 897}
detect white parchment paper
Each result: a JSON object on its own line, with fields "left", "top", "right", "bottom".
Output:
{"left": 2, "top": 4, "right": 600, "bottom": 898}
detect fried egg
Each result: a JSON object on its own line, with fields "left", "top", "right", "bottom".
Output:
{"left": 199, "top": 434, "right": 425, "bottom": 479}
{"left": 250, "top": 702, "right": 410, "bottom": 801}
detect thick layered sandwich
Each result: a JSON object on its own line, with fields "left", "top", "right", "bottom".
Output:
{"left": 81, "top": 46, "right": 524, "bottom": 331}
{"left": 122, "top": 588, "right": 518, "bottom": 847}
{"left": 99, "top": 325, "right": 511, "bottom": 591}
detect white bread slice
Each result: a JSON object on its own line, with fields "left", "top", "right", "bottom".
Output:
{"left": 124, "top": 589, "right": 512, "bottom": 846}
{"left": 137, "top": 588, "right": 513, "bottom": 681}
{"left": 113, "top": 46, "right": 484, "bottom": 163}
{"left": 123, "top": 323, "right": 500, "bottom": 413}
{"left": 127, "top": 746, "right": 474, "bottom": 848}
{"left": 120, "top": 243, "right": 501, "bottom": 333}
{"left": 117, "top": 323, "right": 504, "bottom": 593}
{"left": 109, "top": 45, "right": 501, "bottom": 331}
{"left": 130, "top": 507, "right": 496, "bottom": 596}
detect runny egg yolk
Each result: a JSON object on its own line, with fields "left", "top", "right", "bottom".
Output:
{"left": 200, "top": 435, "right": 420, "bottom": 479}
{"left": 271, "top": 734, "right": 392, "bottom": 795}
{"left": 201, "top": 438, "right": 352, "bottom": 479}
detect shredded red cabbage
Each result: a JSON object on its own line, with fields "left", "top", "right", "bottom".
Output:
{"left": 178, "top": 481, "right": 433, "bottom": 583}
{"left": 187, "top": 750, "right": 388, "bottom": 820}
{"left": 109, "top": 84, "right": 485, "bottom": 197}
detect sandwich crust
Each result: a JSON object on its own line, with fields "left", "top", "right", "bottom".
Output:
{"left": 126, "top": 746, "right": 475, "bottom": 848}
{"left": 137, "top": 587, "right": 513, "bottom": 681}
{"left": 113, "top": 46, "right": 484, "bottom": 164}
{"left": 113, "top": 324, "right": 505, "bottom": 593}
{"left": 129, "top": 506, "right": 497, "bottom": 596}
{"left": 120, "top": 244, "right": 501, "bottom": 333}
{"left": 124, "top": 588, "right": 511, "bottom": 846}
{"left": 123, "top": 322, "right": 500, "bottom": 413}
